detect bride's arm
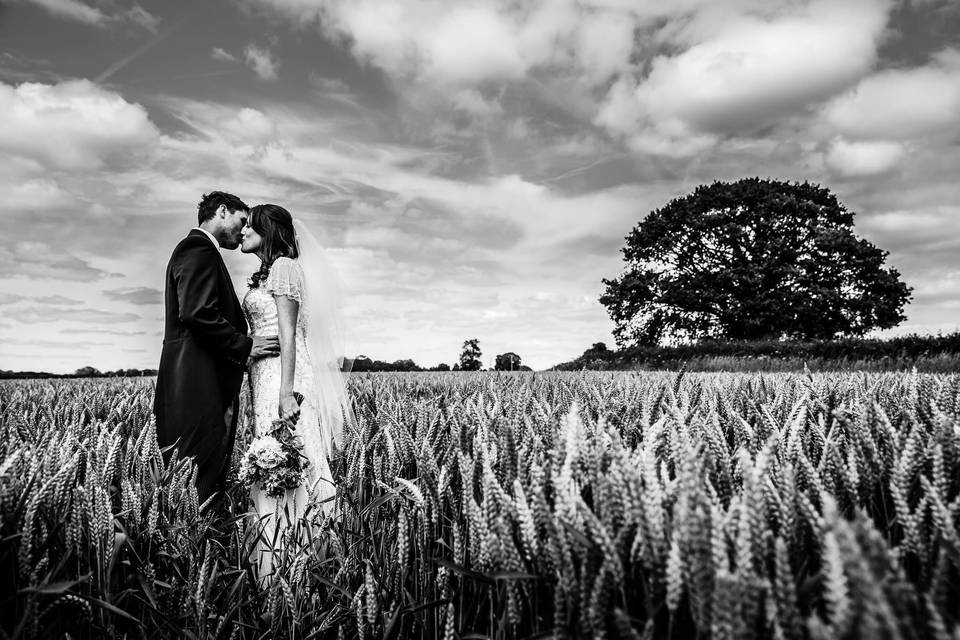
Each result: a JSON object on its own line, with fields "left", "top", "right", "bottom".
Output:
{"left": 275, "top": 295, "right": 301, "bottom": 424}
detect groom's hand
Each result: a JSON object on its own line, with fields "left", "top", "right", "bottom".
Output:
{"left": 250, "top": 335, "right": 280, "bottom": 359}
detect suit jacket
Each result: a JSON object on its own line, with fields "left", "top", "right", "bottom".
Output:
{"left": 154, "top": 230, "right": 253, "bottom": 502}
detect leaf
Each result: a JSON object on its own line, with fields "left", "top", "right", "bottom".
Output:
{"left": 19, "top": 574, "right": 90, "bottom": 595}
{"left": 560, "top": 520, "right": 594, "bottom": 549}
{"left": 362, "top": 491, "right": 397, "bottom": 516}
{"left": 404, "top": 598, "right": 451, "bottom": 615}
{"left": 433, "top": 558, "right": 494, "bottom": 585}
{"left": 382, "top": 605, "right": 402, "bottom": 640}
{"left": 78, "top": 595, "right": 142, "bottom": 625}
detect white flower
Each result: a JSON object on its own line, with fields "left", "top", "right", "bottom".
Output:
{"left": 247, "top": 436, "right": 286, "bottom": 469}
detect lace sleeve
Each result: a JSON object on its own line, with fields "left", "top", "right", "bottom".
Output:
{"left": 264, "top": 257, "right": 304, "bottom": 302}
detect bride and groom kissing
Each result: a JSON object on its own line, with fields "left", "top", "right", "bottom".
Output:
{"left": 153, "top": 191, "right": 351, "bottom": 573}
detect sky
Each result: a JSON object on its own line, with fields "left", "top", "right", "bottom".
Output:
{"left": 1, "top": 0, "right": 959, "bottom": 373}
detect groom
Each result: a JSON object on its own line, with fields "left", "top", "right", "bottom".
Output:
{"left": 154, "top": 191, "right": 279, "bottom": 505}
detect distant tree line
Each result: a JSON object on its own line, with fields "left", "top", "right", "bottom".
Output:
{"left": 348, "top": 357, "right": 451, "bottom": 373}
{"left": 553, "top": 333, "right": 960, "bottom": 371}
{"left": 2, "top": 339, "right": 534, "bottom": 379}
{"left": 0, "top": 367, "right": 159, "bottom": 380}
{"left": 349, "top": 340, "right": 532, "bottom": 373}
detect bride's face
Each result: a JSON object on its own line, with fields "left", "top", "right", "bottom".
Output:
{"left": 240, "top": 223, "right": 263, "bottom": 254}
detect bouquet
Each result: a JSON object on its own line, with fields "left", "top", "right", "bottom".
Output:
{"left": 239, "top": 393, "right": 311, "bottom": 498}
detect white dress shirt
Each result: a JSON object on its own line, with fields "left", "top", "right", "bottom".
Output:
{"left": 192, "top": 227, "right": 220, "bottom": 249}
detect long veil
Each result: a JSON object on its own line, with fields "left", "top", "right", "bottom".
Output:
{"left": 293, "top": 218, "right": 354, "bottom": 465}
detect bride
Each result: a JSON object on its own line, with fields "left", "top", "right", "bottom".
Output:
{"left": 239, "top": 203, "right": 352, "bottom": 577}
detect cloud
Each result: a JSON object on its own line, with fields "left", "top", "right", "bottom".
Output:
{"left": 420, "top": 7, "right": 526, "bottom": 84}
{"left": 6, "top": 0, "right": 960, "bottom": 371}
{"left": 124, "top": 5, "right": 160, "bottom": 32}
{"left": 63, "top": 328, "right": 147, "bottom": 336}
{"left": 450, "top": 89, "right": 503, "bottom": 117}
{"left": 35, "top": 295, "right": 83, "bottom": 305}
{"left": 222, "top": 108, "right": 279, "bottom": 147}
{"left": 20, "top": 0, "right": 160, "bottom": 30}
{"left": 0, "top": 177, "right": 76, "bottom": 212}
{"left": 2, "top": 337, "right": 110, "bottom": 348}
{"left": 212, "top": 47, "right": 239, "bottom": 62}
{"left": 252, "top": 0, "right": 893, "bottom": 159}
{"left": 341, "top": 195, "right": 525, "bottom": 270}
{"left": 251, "top": 0, "right": 620, "bottom": 86}
{"left": 858, "top": 206, "right": 960, "bottom": 255}
{"left": 0, "top": 241, "right": 108, "bottom": 281}
{"left": 822, "top": 48, "right": 960, "bottom": 140}
{"left": 161, "top": 99, "right": 281, "bottom": 150}
{"left": 0, "top": 294, "right": 26, "bottom": 305}
{"left": 607, "top": 0, "right": 891, "bottom": 154}
{"left": 824, "top": 138, "right": 906, "bottom": 177}
{"left": 104, "top": 287, "right": 162, "bottom": 305}
{"left": 0, "top": 79, "right": 158, "bottom": 171}
{"left": 20, "top": 0, "right": 106, "bottom": 25}
{"left": 6, "top": 307, "right": 140, "bottom": 324}
{"left": 244, "top": 45, "right": 279, "bottom": 80}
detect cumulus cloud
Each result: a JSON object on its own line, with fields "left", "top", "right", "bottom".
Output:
{"left": 211, "top": 47, "right": 239, "bottom": 62}
{"left": 632, "top": 1, "right": 887, "bottom": 131}
{"left": 824, "top": 138, "right": 906, "bottom": 177}
{"left": 822, "top": 48, "right": 960, "bottom": 140}
{"left": 244, "top": 44, "right": 279, "bottom": 80}
{"left": 221, "top": 107, "right": 279, "bottom": 147}
{"left": 421, "top": 7, "right": 526, "bottom": 83}
{"left": 251, "top": 0, "right": 893, "bottom": 157}
{"left": 595, "top": 76, "right": 718, "bottom": 158}
{"left": 0, "top": 79, "right": 158, "bottom": 171}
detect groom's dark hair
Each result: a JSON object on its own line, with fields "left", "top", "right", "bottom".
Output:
{"left": 197, "top": 191, "right": 249, "bottom": 225}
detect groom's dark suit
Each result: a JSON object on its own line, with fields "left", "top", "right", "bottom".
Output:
{"left": 154, "top": 230, "right": 252, "bottom": 503}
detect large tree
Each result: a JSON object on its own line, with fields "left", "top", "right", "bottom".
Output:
{"left": 494, "top": 352, "right": 522, "bottom": 371}
{"left": 459, "top": 339, "right": 483, "bottom": 371}
{"left": 600, "top": 178, "right": 912, "bottom": 346}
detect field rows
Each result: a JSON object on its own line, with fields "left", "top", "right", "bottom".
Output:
{"left": 1, "top": 371, "right": 958, "bottom": 639}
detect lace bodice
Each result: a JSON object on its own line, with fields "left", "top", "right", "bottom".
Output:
{"left": 243, "top": 257, "right": 308, "bottom": 337}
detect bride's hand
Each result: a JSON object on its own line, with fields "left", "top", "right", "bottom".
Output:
{"left": 279, "top": 392, "right": 301, "bottom": 424}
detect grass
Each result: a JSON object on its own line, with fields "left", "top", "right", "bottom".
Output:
{"left": 1, "top": 371, "right": 958, "bottom": 639}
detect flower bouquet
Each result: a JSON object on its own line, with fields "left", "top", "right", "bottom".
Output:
{"left": 239, "top": 393, "right": 311, "bottom": 498}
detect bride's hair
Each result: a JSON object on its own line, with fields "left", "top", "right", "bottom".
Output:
{"left": 247, "top": 204, "right": 299, "bottom": 288}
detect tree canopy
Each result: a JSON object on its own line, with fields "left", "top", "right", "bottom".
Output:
{"left": 459, "top": 339, "right": 482, "bottom": 371}
{"left": 494, "top": 352, "right": 523, "bottom": 371}
{"left": 600, "top": 178, "right": 912, "bottom": 346}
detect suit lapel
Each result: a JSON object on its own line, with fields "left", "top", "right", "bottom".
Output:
{"left": 186, "top": 230, "right": 248, "bottom": 333}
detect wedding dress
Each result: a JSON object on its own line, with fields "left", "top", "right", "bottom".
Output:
{"left": 243, "top": 256, "right": 337, "bottom": 576}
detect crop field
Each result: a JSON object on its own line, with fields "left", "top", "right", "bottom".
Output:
{"left": 1, "top": 371, "right": 958, "bottom": 639}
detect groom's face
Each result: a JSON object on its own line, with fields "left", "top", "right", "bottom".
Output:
{"left": 220, "top": 207, "right": 248, "bottom": 250}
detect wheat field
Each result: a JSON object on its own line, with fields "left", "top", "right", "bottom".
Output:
{"left": 1, "top": 371, "right": 958, "bottom": 639}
